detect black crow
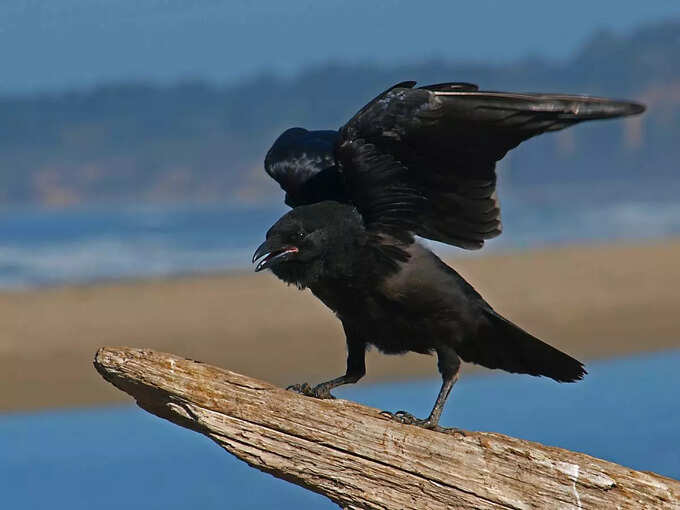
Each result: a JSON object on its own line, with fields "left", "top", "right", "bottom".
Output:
{"left": 253, "top": 81, "right": 645, "bottom": 429}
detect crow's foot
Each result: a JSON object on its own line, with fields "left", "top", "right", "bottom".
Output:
{"left": 286, "top": 382, "right": 335, "bottom": 399}
{"left": 379, "top": 410, "right": 466, "bottom": 435}
{"left": 380, "top": 410, "right": 435, "bottom": 428}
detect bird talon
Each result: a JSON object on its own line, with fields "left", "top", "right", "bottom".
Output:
{"left": 286, "top": 382, "right": 335, "bottom": 399}
{"left": 394, "top": 410, "right": 418, "bottom": 423}
{"left": 385, "top": 410, "right": 417, "bottom": 425}
{"left": 444, "top": 427, "right": 468, "bottom": 437}
{"left": 310, "top": 384, "right": 336, "bottom": 399}
{"left": 286, "top": 382, "right": 313, "bottom": 395}
{"left": 382, "top": 410, "right": 441, "bottom": 429}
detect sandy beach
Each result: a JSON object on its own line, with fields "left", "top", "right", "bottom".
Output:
{"left": 1, "top": 238, "right": 679, "bottom": 413}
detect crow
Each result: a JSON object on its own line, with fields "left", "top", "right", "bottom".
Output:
{"left": 252, "top": 81, "right": 645, "bottom": 429}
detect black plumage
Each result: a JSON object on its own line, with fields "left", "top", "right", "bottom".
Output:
{"left": 254, "top": 81, "right": 645, "bottom": 428}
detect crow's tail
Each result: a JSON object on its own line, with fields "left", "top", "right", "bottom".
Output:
{"left": 457, "top": 308, "right": 586, "bottom": 382}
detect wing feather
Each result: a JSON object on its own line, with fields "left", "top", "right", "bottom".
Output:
{"left": 337, "top": 82, "right": 645, "bottom": 248}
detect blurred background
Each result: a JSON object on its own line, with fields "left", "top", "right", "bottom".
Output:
{"left": 1, "top": 1, "right": 679, "bottom": 508}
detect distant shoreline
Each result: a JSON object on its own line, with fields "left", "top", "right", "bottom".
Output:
{"left": 1, "top": 238, "right": 679, "bottom": 413}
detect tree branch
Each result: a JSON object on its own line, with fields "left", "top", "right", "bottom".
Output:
{"left": 93, "top": 346, "right": 679, "bottom": 509}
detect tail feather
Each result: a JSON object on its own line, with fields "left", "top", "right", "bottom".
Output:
{"left": 457, "top": 309, "right": 586, "bottom": 382}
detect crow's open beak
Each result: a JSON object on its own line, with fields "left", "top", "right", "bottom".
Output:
{"left": 252, "top": 239, "right": 300, "bottom": 272}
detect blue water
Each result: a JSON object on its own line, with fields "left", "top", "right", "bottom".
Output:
{"left": 1, "top": 351, "right": 679, "bottom": 509}
{"left": 0, "top": 199, "right": 679, "bottom": 288}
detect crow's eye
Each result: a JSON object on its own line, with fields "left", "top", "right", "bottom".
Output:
{"left": 296, "top": 231, "right": 306, "bottom": 241}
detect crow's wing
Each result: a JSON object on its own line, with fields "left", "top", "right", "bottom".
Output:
{"left": 337, "top": 82, "right": 645, "bottom": 248}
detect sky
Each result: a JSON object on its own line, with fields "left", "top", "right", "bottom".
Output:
{"left": 2, "top": 0, "right": 680, "bottom": 95}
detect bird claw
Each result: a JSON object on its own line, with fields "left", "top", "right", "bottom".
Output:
{"left": 286, "top": 382, "right": 312, "bottom": 394}
{"left": 379, "top": 410, "right": 466, "bottom": 435}
{"left": 380, "top": 410, "right": 428, "bottom": 425}
{"left": 286, "top": 382, "right": 336, "bottom": 399}
{"left": 389, "top": 410, "right": 433, "bottom": 428}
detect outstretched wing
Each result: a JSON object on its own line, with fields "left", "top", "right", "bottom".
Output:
{"left": 337, "top": 82, "right": 645, "bottom": 249}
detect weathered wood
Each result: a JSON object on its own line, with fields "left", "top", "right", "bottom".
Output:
{"left": 94, "top": 346, "right": 680, "bottom": 510}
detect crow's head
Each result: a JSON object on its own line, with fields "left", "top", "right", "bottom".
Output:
{"left": 252, "top": 201, "right": 366, "bottom": 288}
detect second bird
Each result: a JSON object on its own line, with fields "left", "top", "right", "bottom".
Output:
{"left": 252, "top": 81, "right": 645, "bottom": 429}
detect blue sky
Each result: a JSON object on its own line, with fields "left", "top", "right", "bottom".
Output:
{"left": 2, "top": 0, "right": 679, "bottom": 94}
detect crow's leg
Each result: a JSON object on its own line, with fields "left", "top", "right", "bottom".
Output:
{"left": 287, "top": 333, "right": 366, "bottom": 399}
{"left": 385, "top": 346, "right": 461, "bottom": 430}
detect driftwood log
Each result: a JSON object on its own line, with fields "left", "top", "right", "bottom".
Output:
{"left": 94, "top": 347, "right": 680, "bottom": 509}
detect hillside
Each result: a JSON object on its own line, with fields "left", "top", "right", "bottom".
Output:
{"left": 1, "top": 19, "right": 679, "bottom": 207}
